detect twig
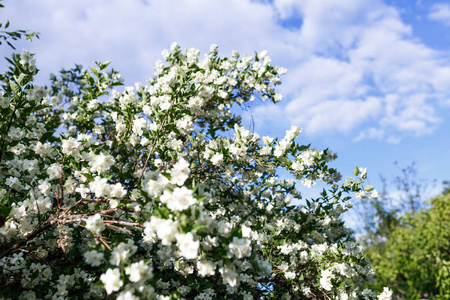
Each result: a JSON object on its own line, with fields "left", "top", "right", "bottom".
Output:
{"left": 138, "top": 87, "right": 182, "bottom": 184}
{"left": 97, "top": 236, "right": 111, "bottom": 250}
{"left": 0, "top": 219, "right": 54, "bottom": 260}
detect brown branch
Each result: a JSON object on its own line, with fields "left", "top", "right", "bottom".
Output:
{"left": 97, "top": 236, "right": 111, "bottom": 250}
{"left": 105, "top": 223, "right": 133, "bottom": 235}
{"left": 103, "top": 220, "right": 144, "bottom": 227}
{"left": 138, "top": 87, "right": 182, "bottom": 184}
{"left": 0, "top": 219, "right": 54, "bottom": 260}
{"left": 117, "top": 118, "right": 133, "bottom": 145}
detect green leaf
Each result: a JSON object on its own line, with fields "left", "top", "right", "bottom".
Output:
{"left": 169, "top": 291, "right": 180, "bottom": 300}
{"left": 191, "top": 223, "right": 206, "bottom": 232}
{"left": 177, "top": 66, "right": 187, "bottom": 81}
{"left": 6, "top": 40, "right": 15, "bottom": 50}
{"left": 98, "top": 61, "right": 111, "bottom": 70}
{"left": 15, "top": 73, "right": 32, "bottom": 86}
{"left": 195, "top": 195, "right": 207, "bottom": 203}
{"left": 82, "top": 172, "right": 94, "bottom": 182}
{"left": 9, "top": 79, "right": 21, "bottom": 97}
{"left": 103, "top": 174, "right": 114, "bottom": 180}
{"left": 353, "top": 166, "right": 360, "bottom": 176}
{"left": 364, "top": 185, "right": 374, "bottom": 192}
{"left": 90, "top": 67, "right": 100, "bottom": 78}
{"left": 179, "top": 214, "right": 188, "bottom": 228}
{"left": 161, "top": 172, "right": 171, "bottom": 180}
{"left": 297, "top": 144, "right": 310, "bottom": 153}
{"left": 266, "top": 224, "right": 276, "bottom": 233}
{"left": 5, "top": 57, "right": 15, "bottom": 66}
{"left": 155, "top": 206, "right": 169, "bottom": 219}
{"left": 251, "top": 259, "right": 262, "bottom": 273}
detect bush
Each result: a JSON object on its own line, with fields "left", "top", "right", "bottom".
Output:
{"left": 364, "top": 192, "right": 450, "bottom": 299}
{"left": 0, "top": 6, "right": 392, "bottom": 299}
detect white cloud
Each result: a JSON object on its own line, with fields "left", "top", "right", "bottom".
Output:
{"left": 353, "top": 127, "right": 384, "bottom": 142}
{"left": 386, "top": 135, "right": 401, "bottom": 144}
{"left": 294, "top": 98, "right": 383, "bottom": 133}
{"left": 1, "top": 0, "right": 450, "bottom": 142}
{"left": 259, "top": 0, "right": 450, "bottom": 140}
{"left": 427, "top": 3, "right": 450, "bottom": 26}
{"left": 1, "top": 0, "right": 292, "bottom": 84}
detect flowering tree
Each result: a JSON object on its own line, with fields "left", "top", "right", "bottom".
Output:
{"left": 0, "top": 12, "right": 392, "bottom": 300}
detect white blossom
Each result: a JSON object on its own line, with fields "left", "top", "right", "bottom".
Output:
{"left": 197, "top": 259, "right": 216, "bottom": 277}
{"left": 210, "top": 153, "right": 223, "bottom": 166}
{"left": 89, "top": 152, "right": 115, "bottom": 174}
{"left": 125, "top": 260, "right": 153, "bottom": 282}
{"left": 377, "top": 288, "right": 393, "bottom": 300}
{"left": 84, "top": 250, "right": 104, "bottom": 267}
{"left": 160, "top": 186, "right": 196, "bottom": 211}
{"left": 176, "top": 232, "right": 200, "bottom": 260}
{"left": 85, "top": 214, "right": 105, "bottom": 235}
{"left": 100, "top": 268, "right": 123, "bottom": 295}
{"left": 170, "top": 158, "right": 190, "bottom": 186}
{"left": 228, "top": 237, "right": 252, "bottom": 259}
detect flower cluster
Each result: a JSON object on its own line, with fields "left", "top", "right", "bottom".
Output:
{"left": 0, "top": 45, "right": 391, "bottom": 299}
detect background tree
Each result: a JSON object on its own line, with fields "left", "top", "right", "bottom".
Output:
{"left": 357, "top": 163, "right": 449, "bottom": 299}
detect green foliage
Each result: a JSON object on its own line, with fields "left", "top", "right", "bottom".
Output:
{"left": 442, "top": 181, "right": 450, "bottom": 196}
{"left": 359, "top": 163, "right": 450, "bottom": 299}
{"left": 364, "top": 192, "right": 450, "bottom": 299}
{"left": 357, "top": 163, "right": 429, "bottom": 247}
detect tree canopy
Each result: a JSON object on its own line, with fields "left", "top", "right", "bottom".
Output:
{"left": 357, "top": 163, "right": 450, "bottom": 299}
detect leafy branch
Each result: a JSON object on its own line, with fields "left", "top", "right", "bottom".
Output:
{"left": 0, "top": 1, "right": 40, "bottom": 49}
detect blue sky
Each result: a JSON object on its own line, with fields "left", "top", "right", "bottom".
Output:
{"left": 1, "top": 0, "right": 449, "bottom": 225}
